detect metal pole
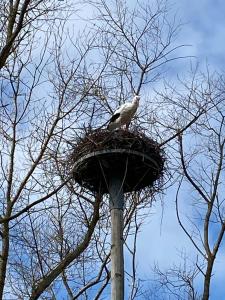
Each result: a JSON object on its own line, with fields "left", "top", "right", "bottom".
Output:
{"left": 108, "top": 174, "right": 124, "bottom": 300}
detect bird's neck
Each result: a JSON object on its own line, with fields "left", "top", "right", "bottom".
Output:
{"left": 132, "top": 99, "right": 139, "bottom": 107}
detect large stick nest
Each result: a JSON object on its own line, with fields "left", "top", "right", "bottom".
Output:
{"left": 69, "top": 129, "right": 165, "bottom": 194}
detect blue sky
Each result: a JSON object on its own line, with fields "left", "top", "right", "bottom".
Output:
{"left": 4, "top": 1, "right": 225, "bottom": 299}
{"left": 174, "top": 0, "right": 225, "bottom": 71}
{"left": 134, "top": 1, "right": 225, "bottom": 299}
{"left": 62, "top": 1, "right": 225, "bottom": 298}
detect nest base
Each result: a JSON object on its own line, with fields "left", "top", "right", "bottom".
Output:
{"left": 71, "top": 130, "right": 164, "bottom": 194}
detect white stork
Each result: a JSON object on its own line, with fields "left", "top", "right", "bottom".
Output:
{"left": 107, "top": 94, "right": 140, "bottom": 130}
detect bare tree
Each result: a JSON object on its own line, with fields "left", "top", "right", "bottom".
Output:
{"left": 0, "top": 0, "right": 73, "bottom": 70}
{"left": 0, "top": 0, "right": 196, "bottom": 299}
{"left": 177, "top": 78, "right": 225, "bottom": 299}
{"left": 145, "top": 70, "right": 225, "bottom": 300}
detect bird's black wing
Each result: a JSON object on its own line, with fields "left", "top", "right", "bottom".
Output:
{"left": 109, "top": 113, "right": 120, "bottom": 123}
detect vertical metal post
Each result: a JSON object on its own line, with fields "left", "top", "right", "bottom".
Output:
{"left": 108, "top": 174, "right": 124, "bottom": 300}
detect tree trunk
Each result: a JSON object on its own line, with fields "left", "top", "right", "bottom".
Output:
{"left": 202, "top": 257, "right": 214, "bottom": 300}
{"left": 0, "top": 222, "right": 10, "bottom": 299}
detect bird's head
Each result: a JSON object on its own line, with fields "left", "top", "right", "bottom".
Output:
{"left": 133, "top": 94, "right": 140, "bottom": 103}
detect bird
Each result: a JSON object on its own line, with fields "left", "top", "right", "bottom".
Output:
{"left": 107, "top": 94, "right": 140, "bottom": 130}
